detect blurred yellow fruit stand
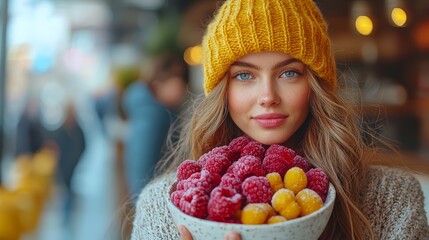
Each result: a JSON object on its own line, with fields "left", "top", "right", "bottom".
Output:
{"left": 0, "top": 148, "right": 57, "bottom": 240}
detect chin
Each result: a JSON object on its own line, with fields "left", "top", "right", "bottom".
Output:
{"left": 250, "top": 134, "right": 289, "bottom": 146}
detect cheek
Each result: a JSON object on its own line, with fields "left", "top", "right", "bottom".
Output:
{"left": 289, "top": 88, "right": 311, "bottom": 116}
{"left": 227, "top": 90, "right": 241, "bottom": 116}
{"left": 227, "top": 85, "right": 253, "bottom": 117}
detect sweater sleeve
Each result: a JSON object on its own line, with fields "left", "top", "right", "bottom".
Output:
{"left": 131, "top": 173, "right": 180, "bottom": 240}
{"left": 359, "top": 166, "right": 429, "bottom": 239}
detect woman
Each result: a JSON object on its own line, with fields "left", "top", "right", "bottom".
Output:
{"left": 131, "top": 0, "right": 429, "bottom": 239}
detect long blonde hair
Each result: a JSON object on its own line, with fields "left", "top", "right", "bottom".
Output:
{"left": 304, "top": 70, "right": 375, "bottom": 239}
{"left": 157, "top": 69, "right": 376, "bottom": 239}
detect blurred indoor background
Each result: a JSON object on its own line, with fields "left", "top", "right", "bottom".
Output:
{"left": 0, "top": 0, "right": 428, "bottom": 240}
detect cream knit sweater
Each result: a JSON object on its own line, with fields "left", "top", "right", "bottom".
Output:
{"left": 131, "top": 166, "right": 429, "bottom": 239}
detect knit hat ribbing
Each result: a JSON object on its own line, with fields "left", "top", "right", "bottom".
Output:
{"left": 202, "top": 0, "right": 336, "bottom": 95}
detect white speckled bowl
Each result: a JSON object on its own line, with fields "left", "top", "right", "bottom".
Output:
{"left": 167, "top": 183, "right": 336, "bottom": 240}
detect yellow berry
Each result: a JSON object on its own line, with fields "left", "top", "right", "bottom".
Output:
{"left": 296, "top": 189, "right": 323, "bottom": 216}
{"left": 279, "top": 201, "right": 301, "bottom": 220}
{"left": 266, "top": 172, "right": 284, "bottom": 192}
{"left": 259, "top": 203, "right": 276, "bottom": 218}
{"left": 284, "top": 167, "right": 307, "bottom": 194}
{"left": 271, "top": 188, "right": 295, "bottom": 212}
{"left": 267, "top": 215, "right": 287, "bottom": 224}
{"left": 241, "top": 203, "right": 271, "bottom": 225}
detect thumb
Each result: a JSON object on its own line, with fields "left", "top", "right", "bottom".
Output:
{"left": 178, "top": 225, "right": 193, "bottom": 240}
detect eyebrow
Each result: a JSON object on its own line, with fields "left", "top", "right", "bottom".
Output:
{"left": 230, "top": 58, "right": 301, "bottom": 70}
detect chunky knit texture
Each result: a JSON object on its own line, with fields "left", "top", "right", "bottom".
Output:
{"left": 131, "top": 166, "right": 429, "bottom": 239}
{"left": 202, "top": 0, "right": 337, "bottom": 94}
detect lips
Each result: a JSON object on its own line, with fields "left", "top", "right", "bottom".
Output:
{"left": 252, "top": 113, "right": 287, "bottom": 128}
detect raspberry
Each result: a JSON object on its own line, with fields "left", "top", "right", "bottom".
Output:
{"left": 296, "top": 188, "right": 323, "bottom": 216}
{"left": 226, "top": 161, "right": 237, "bottom": 174}
{"left": 242, "top": 176, "right": 272, "bottom": 204}
{"left": 233, "top": 155, "right": 266, "bottom": 180}
{"left": 241, "top": 203, "right": 274, "bottom": 224}
{"left": 241, "top": 141, "right": 265, "bottom": 160}
{"left": 178, "top": 170, "right": 221, "bottom": 193}
{"left": 177, "top": 160, "right": 201, "bottom": 181}
{"left": 208, "top": 186, "right": 243, "bottom": 221}
{"left": 262, "top": 154, "right": 293, "bottom": 176}
{"left": 266, "top": 172, "right": 284, "bottom": 193}
{"left": 221, "top": 217, "right": 241, "bottom": 224}
{"left": 265, "top": 144, "right": 296, "bottom": 160}
{"left": 320, "top": 193, "right": 327, "bottom": 202}
{"left": 176, "top": 179, "right": 186, "bottom": 191}
{"left": 179, "top": 187, "right": 209, "bottom": 218}
{"left": 202, "top": 154, "right": 230, "bottom": 175}
{"left": 229, "top": 136, "right": 251, "bottom": 154}
{"left": 284, "top": 167, "right": 307, "bottom": 194}
{"left": 219, "top": 173, "right": 242, "bottom": 193}
{"left": 306, "top": 168, "right": 329, "bottom": 198}
{"left": 197, "top": 153, "right": 212, "bottom": 168}
{"left": 292, "top": 155, "right": 312, "bottom": 172}
{"left": 210, "top": 145, "right": 239, "bottom": 163}
{"left": 170, "top": 189, "right": 184, "bottom": 207}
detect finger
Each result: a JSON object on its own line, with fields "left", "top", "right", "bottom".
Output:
{"left": 178, "top": 225, "right": 192, "bottom": 240}
{"left": 225, "top": 231, "right": 241, "bottom": 240}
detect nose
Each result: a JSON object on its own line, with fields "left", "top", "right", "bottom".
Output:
{"left": 257, "top": 78, "right": 280, "bottom": 107}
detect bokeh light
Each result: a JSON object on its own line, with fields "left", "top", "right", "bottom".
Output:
{"left": 391, "top": 7, "right": 407, "bottom": 27}
{"left": 355, "top": 15, "right": 374, "bottom": 36}
{"left": 184, "top": 45, "right": 202, "bottom": 65}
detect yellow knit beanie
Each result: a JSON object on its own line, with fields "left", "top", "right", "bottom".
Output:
{"left": 202, "top": 0, "right": 336, "bottom": 95}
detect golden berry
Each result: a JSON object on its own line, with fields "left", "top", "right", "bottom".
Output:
{"left": 241, "top": 203, "right": 272, "bottom": 225}
{"left": 271, "top": 188, "right": 295, "bottom": 212}
{"left": 259, "top": 203, "right": 276, "bottom": 218}
{"left": 284, "top": 167, "right": 307, "bottom": 194}
{"left": 296, "top": 188, "right": 323, "bottom": 216}
{"left": 279, "top": 201, "right": 301, "bottom": 220}
{"left": 267, "top": 215, "right": 287, "bottom": 224}
{"left": 266, "top": 172, "right": 284, "bottom": 193}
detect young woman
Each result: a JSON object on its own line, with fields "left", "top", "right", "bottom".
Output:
{"left": 131, "top": 0, "right": 429, "bottom": 239}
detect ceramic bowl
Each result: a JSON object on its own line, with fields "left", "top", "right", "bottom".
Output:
{"left": 167, "top": 183, "right": 336, "bottom": 240}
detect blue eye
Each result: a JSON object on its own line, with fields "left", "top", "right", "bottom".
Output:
{"left": 235, "top": 72, "right": 253, "bottom": 81}
{"left": 281, "top": 71, "right": 299, "bottom": 78}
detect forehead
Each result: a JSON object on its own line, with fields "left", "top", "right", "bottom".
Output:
{"left": 234, "top": 52, "right": 297, "bottom": 63}
{"left": 230, "top": 52, "right": 306, "bottom": 71}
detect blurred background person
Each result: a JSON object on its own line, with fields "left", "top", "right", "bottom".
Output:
{"left": 15, "top": 97, "right": 47, "bottom": 158}
{"left": 45, "top": 101, "right": 86, "bottom": 230}
{"left": 94, "top": 65, "right": 139, "bottom": 137}
{"left": 122, "top": 52, "right": 189, "bottom": 201}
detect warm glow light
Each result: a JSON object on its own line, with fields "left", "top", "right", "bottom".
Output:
{"left": 355, "top": 15, "right": 373, "bottom": 35}
{"left": 184, "top": 45, "right": 202, "bottom": 65}
{"left": 391, "top": 7, "right": 407, "bottom": 27}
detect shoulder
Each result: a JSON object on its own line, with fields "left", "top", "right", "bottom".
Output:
{"left": 361, "top": 165, "right": 423, "bottom": 206}
{"left": 365, "top": 165, "right": 421, "bottom": 186}
{"left": 131, "top": 172, "right": 179, "bottom": 240}
{"left": 139, "top": 172, "right": 176, "bottom": 198}
{"left": 359, "top": 165, "right": 429, "bottom": 239}
{"left": 125, "top": 81, "right": 150, "bottom": 96}
{"left": 123, "top": 82, "right": 155, "bottom": 105}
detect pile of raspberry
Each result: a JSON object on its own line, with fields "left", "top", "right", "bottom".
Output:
{"left": 170, "top": 136, "right": 330, "bottom": 224}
